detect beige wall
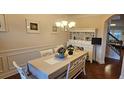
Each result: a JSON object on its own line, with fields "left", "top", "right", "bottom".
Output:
{"left": 70, "top": 14, "right": 113, "bottom": 64}
{"left": 0, "top": 14, "right": 68, "bottom": 51}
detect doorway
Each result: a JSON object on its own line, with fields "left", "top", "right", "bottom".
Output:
{"left": 104, "top": 14, "right": 124, "bottom": 77}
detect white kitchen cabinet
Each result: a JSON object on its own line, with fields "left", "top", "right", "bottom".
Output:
{"left": 67, "top": 28, "right": 96, "bottom": 63}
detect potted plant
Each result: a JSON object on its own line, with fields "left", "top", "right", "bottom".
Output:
{"left": 67, "top": 45, "right": 74, "bottom": 55}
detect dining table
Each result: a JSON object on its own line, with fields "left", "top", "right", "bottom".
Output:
{"left": 28, "top": 50, "right": 88, "bottom": 79}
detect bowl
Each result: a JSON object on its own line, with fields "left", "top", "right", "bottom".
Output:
{"left": 55, "top": 53, "right": 65, "bottom": 59}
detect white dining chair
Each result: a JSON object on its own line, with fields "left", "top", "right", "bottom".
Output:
{"left": 82, "top": 59, "right": 86, "bottom": 75}
{"left": 40, "top": 49, "right": 53, "bottom": 57}
{"left": 65, "top": 56, "right": 86, "bottom": 79}
{"left": 66, "top": 63, "right": 71, "bottom": 79}
{"left": 13, "top": 61, "right": 37, "bottom": 79}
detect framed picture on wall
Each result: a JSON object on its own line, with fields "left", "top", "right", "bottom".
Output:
{"left": 0, "top": 14, "right": 6, "bottom": 32}
{"left": 26, "top": 18, "right": 40, "bottom": 33}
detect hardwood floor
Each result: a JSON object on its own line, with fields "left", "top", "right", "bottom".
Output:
{"left": 78, "top": 58, "right": 121, "bottom": 79}
{"left": 78, "top": 48, "right": 124, "bottom": 79}
{"left": 6, "top": 74, "right": 20, "bottom": 79}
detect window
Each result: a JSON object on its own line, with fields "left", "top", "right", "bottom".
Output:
{"left": 114, "top": 32, "right": 121, "bottom": 40}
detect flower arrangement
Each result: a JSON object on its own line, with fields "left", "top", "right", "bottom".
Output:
{"left": 55, "top": 47, "right": 66, "bottom": 58}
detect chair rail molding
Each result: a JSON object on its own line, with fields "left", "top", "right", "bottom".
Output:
{"left": 6, "top": 50, "right": 41, "bottom": 70}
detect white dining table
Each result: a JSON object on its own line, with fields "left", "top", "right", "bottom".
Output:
{"left": 28, "top": 50, "right": 88, "bottom": 79}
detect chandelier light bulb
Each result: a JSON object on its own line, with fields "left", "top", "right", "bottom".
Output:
{"left": 55, "top": 22, "right": 61, "bottom": 27}
{"left": 68, "top": 23, "right": 73, "bottom": 28}
{"left": 60, "top": 23, "right": 64, "bottom": 28}
{"left": 69, "top": 21, "right": 76, "bottom": 27}
{"left": 61, "top": 20, "right": 68, "bottom": 26}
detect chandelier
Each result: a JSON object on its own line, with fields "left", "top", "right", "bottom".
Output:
{"left": 55, "top": 20, "right": 76, "bottom": 31}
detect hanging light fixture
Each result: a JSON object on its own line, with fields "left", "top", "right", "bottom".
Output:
{"left": 68, "top": 21, "right": 76, "bottom": 28}
{"left": 55, "top": 20, "right": 76, "bottom": 31}
{"left": 55, "top": 22, "right": 61, "bottom": 27}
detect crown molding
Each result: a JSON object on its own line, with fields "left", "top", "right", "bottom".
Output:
{"left": 66, "top": 14, "right": 104, "bottom": 19}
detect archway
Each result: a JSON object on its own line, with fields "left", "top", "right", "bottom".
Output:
{"left": 103, "top": 14, "right": 124, "bottom": 77}
{"left": 104, "top": 14, "right": 123, "bottom": 61}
